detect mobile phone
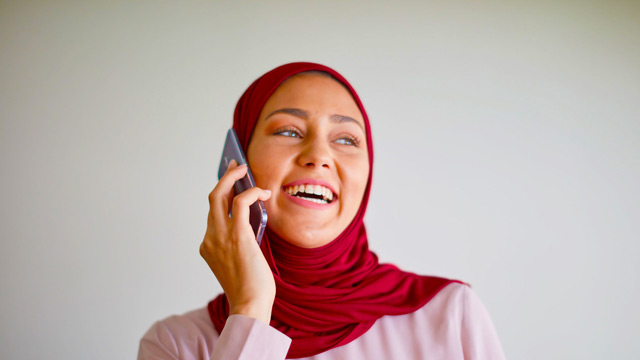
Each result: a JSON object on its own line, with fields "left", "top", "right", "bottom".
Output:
{"left": 218, "top": 129, "right": 267, "bottom": 245}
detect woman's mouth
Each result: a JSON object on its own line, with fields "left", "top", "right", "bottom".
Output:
{"left": 283, "top": 184, "right": 335, "bottom": 205}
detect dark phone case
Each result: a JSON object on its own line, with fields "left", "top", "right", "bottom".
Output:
{"left": 218, "top": 129, "right": 267, "bottom": 245}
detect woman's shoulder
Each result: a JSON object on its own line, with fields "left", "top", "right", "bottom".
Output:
{"left": 424, "top": 281, "right": 474, "bottom": 312}
{"left": 330, "top": 282, "right": 504, "bottom": 359}
{"left": 138, "top": 306, "right": 219, "bottom": 359}
{"left": 366, "top": 281, "right": 497, "bottom": 345}
{"left": 151, "top": 306, "right": 215, "bottom": 337}
{"left": 379, "top": 281, "right": 471, "bottom": 329}
{"left": 321, "top": 283, "right": 476, "bottom": 359}
{"left": 384, "top": 281, "right": 504, "bottom": 359}
{"left": 409, "top": 281, "right": 492, "bottom": 324}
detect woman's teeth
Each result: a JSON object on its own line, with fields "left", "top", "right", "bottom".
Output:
{"left": 285, "top": 184, "right": 334, "bottom": 204}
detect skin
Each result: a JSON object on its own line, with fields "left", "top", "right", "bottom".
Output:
{"left": 247, "top": 73, "right": 370, "bottom": 248}
{"left": 200, "top": 73, "right": 370, "bottom": 324}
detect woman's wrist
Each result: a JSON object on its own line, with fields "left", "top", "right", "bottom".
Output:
{"left": 230, "top": 301, "right": 273, "bottom": 324}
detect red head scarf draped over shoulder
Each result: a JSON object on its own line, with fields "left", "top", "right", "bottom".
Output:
{"left": 208, "top": 62, "right": 460, "bottom": 358}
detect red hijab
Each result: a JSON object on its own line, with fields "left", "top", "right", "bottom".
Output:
{"left": 209, "top": 62, "right": 460, "bottom": 358}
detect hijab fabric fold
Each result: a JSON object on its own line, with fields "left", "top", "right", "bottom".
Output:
{"left": 208, "top": 62, "right": 460, "bottom": 358}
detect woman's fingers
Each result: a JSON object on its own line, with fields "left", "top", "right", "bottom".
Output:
{"left": 210, "top": 161, "right": 248, "bottom": 204}
{"left": 206, "top": 160, "right": 271, "bottom": 245}
{"left": 201, "top": 160, "right": 276, "bottom": 324}
{"left": 209, "top": 161, "right": 248, "bottom": 229}
{"left": 231, "top": 187, "right": 271, "bottom": 232}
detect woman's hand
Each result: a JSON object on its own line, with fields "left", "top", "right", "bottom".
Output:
{"left": 200, "top": 161, "right": 275, "bottom": 324}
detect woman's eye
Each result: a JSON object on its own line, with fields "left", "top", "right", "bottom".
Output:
{"left": 335, "top": 136, "right": 360, "bottom": 146}
{"left": 274, "top": 127, "right": 302, "bottom": 138}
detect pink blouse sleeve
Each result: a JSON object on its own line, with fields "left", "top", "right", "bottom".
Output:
{"left": 138, "top": 320, "right": 180, "bottom": 360}
{"left": 138, "top": 313, "right": 291, "bottom": 360}
{"left": 211, "top": 315, "right": 291, "bottom": 360}
{"left": 460, "top": 286, "right": 506, "bottom": 360}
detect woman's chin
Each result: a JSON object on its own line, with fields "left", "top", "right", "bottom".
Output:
{"left": 268, "top": 222, "right": 339, "bottom": 249}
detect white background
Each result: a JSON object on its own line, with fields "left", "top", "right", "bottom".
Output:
{"left": 1, "top": 1, "right": 639, "bottom": 359}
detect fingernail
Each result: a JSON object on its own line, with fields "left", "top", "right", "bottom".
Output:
{"left": 264, "top": 190, "right": 271, "bottom": 195}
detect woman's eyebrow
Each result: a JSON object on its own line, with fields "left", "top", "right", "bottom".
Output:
{"left": 266, "top": 108, "right": 364, "bottom": 131}
{"left": 266, "top": 108, "right": 308, "bottom": 120}
{"left": 330, "top": 114, "right": 364, "bottom": 131}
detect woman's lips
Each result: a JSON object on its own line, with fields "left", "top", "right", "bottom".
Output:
{"left": 283, "top": 190, "right": 336, "bottom": 209}
{"left": 282, "top": 179, "right": 337, "bottom": 198}
{"left": 281, "top": 178, "right": 338, "bottom": 209}
{"left": 284, "top": 184, "right": 333, "bottom": 202}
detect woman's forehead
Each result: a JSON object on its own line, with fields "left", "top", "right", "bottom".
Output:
{"left": 258, "top": 74, "right": 364, "bottom": 124}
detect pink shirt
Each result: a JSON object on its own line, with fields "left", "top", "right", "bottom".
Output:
{"left": 138, "top": 283, "right": 505, "bottom": 359}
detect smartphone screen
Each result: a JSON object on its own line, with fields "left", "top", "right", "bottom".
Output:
{"left": 218, "top": 129, "right": 267, "bottom": 245}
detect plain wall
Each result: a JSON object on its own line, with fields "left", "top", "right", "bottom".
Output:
{"left": 1, "top": 0, "right": 639, "bottom": 359}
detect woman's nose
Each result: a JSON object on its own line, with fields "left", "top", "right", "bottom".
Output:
{"left": 297, "top": 137, "right": 332, "bottom": 169}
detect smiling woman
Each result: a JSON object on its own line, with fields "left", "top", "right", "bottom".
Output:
{"left": 248, "top": 72, "right": 370, "bottom": 248}
{"left": 138, "top": 62, "right": 506, "bottom": 359}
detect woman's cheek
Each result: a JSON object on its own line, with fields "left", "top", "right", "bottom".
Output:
{"left": 252, "top": 147, "right": 287, "bottom": 190}
{"left": 346, "top": 155, "right": 370, "bottom": 183}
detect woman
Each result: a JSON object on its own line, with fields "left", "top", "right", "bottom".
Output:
{"left": 138, "top": 62, "right": 505, "bottom": 359}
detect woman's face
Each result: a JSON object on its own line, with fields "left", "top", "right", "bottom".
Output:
{"left": 247, "top": 73, "right": 370, "bottom": 248}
